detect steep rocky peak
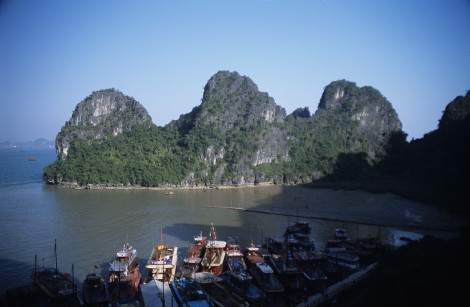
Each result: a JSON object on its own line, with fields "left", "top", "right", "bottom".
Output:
{"left": 56, "top": 89, "right": 151, "bottom": 159}
{"left": 67, "top": 89, "right": 150, "bottom": 127}
{"left": 439, "top": 90, "right": 470, "bottom": 129}
{"left": 318, "top": 80, "right": 358, "bottom": 112}
{"left": 196, "top": 71, "right": 286, "bottom": 132}
{"left": 315, "top": 80, "right": 401, "bottom": 130}
{"left": 314, "top": 80, "right": 402, "bottom": 157}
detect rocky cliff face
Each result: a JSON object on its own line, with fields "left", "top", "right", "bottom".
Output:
{"left": 187, "top": 71, "right": 291, "bottom": 185}
{"left": 195, "top": 71, "right": 286, "bottom": 131}
{"left": 56, "top": 89, "right": 151, "bottom": 159}
{"left": 314, "top": 80, "right": 402, "bottom": 157}
{"left": 45, "top": 73, "right": 406, "bottom": 188}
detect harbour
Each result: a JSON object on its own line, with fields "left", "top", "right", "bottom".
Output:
{"left": 0, "top": 149, "right": 466, "bottom": 305}
{"left": 3, "top": 220, "right": 387, "bottom": 306}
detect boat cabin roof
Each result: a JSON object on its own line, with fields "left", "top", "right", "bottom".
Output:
{"left": 184, "top": 257, "right": 202, "bottom": 264}
{"left": 207, "top": 240, "right": 226, "bottom": 249}
{"left": 256, "top": 263, "right": 274, "bottom": 274}
{"left": 226, "top": 250, "right": 243, "bottom": 257}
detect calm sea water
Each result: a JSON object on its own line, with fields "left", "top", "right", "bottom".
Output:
{"left": 0, "top": 148, "right": 461, "bottom": 294}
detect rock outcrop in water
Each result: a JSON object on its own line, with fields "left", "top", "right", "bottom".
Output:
{"left": 44, "top": 71, "right": 404, "bottom": 187}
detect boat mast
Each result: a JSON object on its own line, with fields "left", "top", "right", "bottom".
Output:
{"left": 72, "top": 263, "right": 75, "bottom": 293}
{"left": 54, "top": 239, "right": 58, "bottom": 273}
{"left": 34, "top": 253, "right": 37, "bottom": 278}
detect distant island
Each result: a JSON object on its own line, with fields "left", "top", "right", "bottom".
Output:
{"left": 0, "top": 138, "right": 54, "bottom": 149}
{"left": 42, "top": 71, "right": 470, "bottom": 215}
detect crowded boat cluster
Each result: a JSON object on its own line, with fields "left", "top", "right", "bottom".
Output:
{"left": 5, "top": 222, "right": 390, "bottom": 306}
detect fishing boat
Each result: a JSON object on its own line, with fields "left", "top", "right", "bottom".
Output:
{"left": 201, "top": 223, "right": 226, "bottom": 275}
{"left": 223, "top": 273, "right": 266, "bottom": 305}
{"left": 226, "top": 237, "right": 239, "bottom": 250}
{"left": 267, "top": 236, "right": 301, "bottom": 276}
{"left": 83, "top": 272, "right": 109, "bottom": 305}
{"left": 32, "top": 239, "right": 79, "bottom": 302}
{"left": 321, "top": 250, "right": 360, "bottom": 269}
{"left": 195, "top": 272, "right": 249, "bottom": 307}
{"left": 250, "top": 262, "right": 285, "bottom": 293}
{"left": 189, "top": 231, "right": 208, "bottom": 258}
{"left": 108, "top": 242, "right": 141, "bottom": 302}
{"left": 335, "top": 228, "right": 349, "bottom": 240}
{"left": 225, "top": 245, "right": 251, "bottom": 282}
{"left": 171, "top": 278, "right": 214, "bottom": 307}
{"left": 266, "top": 237, "right": 285, "bottom": 255}
{"left": 145, "top": 230, "right": 178, "bottom": 283}
{"left": 180, "top": 232, "right": 208, "bottom": 278}
{"left": 33, "top": 267, "right": 79, "bottom": 303}
{"left": 268, "top": 250, "right": 303, "bottom": 277}
{"left": 243, "top": 241, "right": 263, "bottom": 266}
{"left": 180, "top": 256, "right": 202, "bottom": 279}
{"left": 284, "top": 221, "right": 311, "bottom": 235}
{"left": 289, "top": 232, "right": 316, "bottom": 250}
{"left": 145, "top": 245, "right": 178, "bottom": 282}
{"left": 244, "top": 243, "right": 284, "bottom": 293}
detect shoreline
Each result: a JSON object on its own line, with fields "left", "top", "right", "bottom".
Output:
{"left": 54, "top": 181, "right": 281, "bottom": 190}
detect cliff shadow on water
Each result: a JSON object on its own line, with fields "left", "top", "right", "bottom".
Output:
{"left": 309, "top": 123, "right": 470, "bottom": 219}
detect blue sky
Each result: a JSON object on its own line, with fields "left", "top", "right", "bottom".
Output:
{"left": 1, "top": 0, "right": 469, "bottom": 142}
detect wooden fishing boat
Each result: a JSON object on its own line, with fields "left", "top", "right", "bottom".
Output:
{"left": 250, "top": 262, "right": 285, "bottom": 293}
{"left": 171, "top": 278, "right": 214, "bottom": 307}
{"left": 226, "top": 247, "right": 251, "bottom": 282}
{"left": 335, "top": 228, "right": 349, "bottom": 240}
{"left": 284, "top": 221, "right": 311, "bottom": 235}
{"left": 226, "top": 237, "right": 240, "bottom": 250}
{"left": 243, "top": 241, "right": 263, "bottom": 266}
{"left": 188, "top": 231, "right": 207, "bottom": 259}
{"left": 108, "top": 242, "right": 141, "bottom": 302}
{"left": 244, "top": 243, "right": 284, "bottom": 294}
{"left": 32, "top": 240, "right": 79, "bottom": 302}
{"left": 83, "top": 272, "right": 109, "bottom": 305}
{"left": 201, "top": 223, "right": 226, "bottom": 275}
{"left": 195, "top": 272, "right": 249, "bottom": 307}
{"left": 180, "top": 256, "right": 202, "bottom": 279}
{"left": 223, "top": 273, "right": 266, "bottom": 304}
{"left": 321, "top": 250, "right": 360, "bottom": 269}
{"left": 145, "top": 230, "right": 178, "bottom": 283}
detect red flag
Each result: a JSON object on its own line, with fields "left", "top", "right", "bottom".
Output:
{"left": 94, "top": 265, "right": 98, "bottom": 269}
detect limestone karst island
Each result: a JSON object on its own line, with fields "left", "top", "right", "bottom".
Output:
{"left": 43, "top": 71, "right": 469, "bottom": 216}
